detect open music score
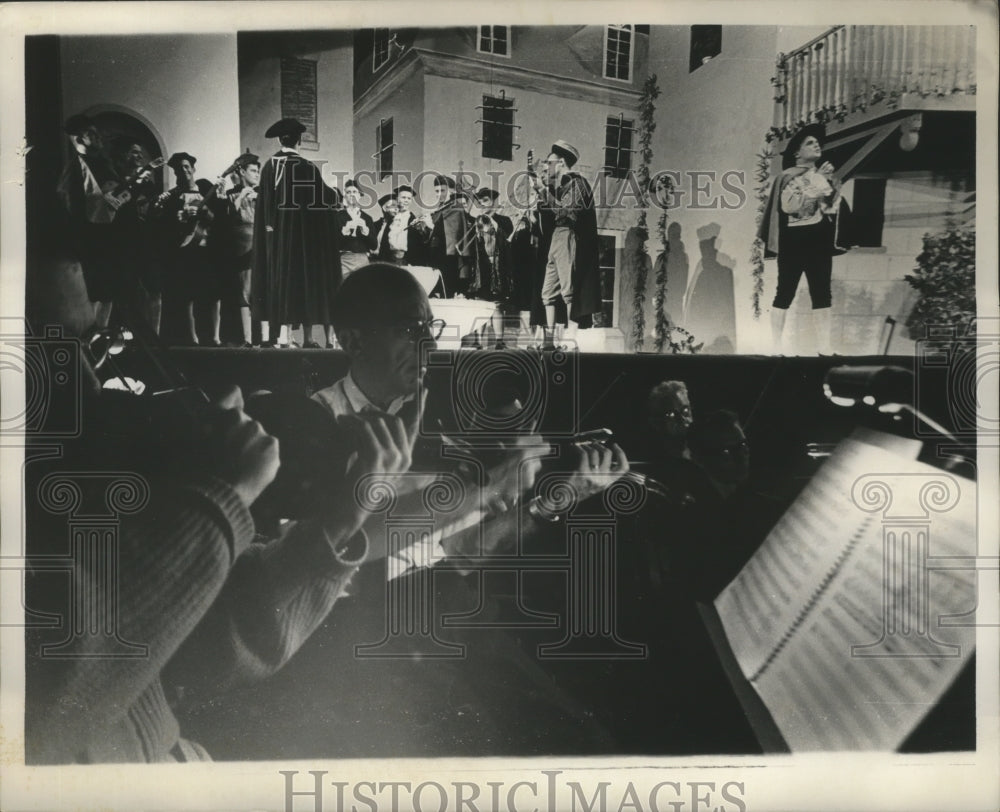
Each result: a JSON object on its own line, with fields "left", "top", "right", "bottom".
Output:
{"left": 705, "top": 430, "right": 978, "bottom": 752}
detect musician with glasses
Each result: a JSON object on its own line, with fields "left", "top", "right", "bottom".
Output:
{"left": 647, "top": 379, "right": 695, "bottom": 461}
{"left": 312, "top": 263, "right": 630, "bottom": 574}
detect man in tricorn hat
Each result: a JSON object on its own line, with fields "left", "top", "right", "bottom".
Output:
{"left": 757, "top": 123, "right": 852, "bottom": 355}
{"left": 253, "top": 117, "right": 341, "bottom": 348}
{"left": 210, "top": 152, "right": 260, "bottom": 347}
{"left": 56, "top": 114, "right": 122, "bottom": 329}
{"left": 531, "top": 139, "right": 601, "bottom": 349}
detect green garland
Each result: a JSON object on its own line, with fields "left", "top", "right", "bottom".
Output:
{"left": 631, "top": 74, "right": 660, "bottom": 351}
{"left": 750, "top": 145, "right": 773, "bottom": 319}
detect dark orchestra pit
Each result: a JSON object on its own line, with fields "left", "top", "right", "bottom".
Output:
{"left": 133, "top": 348, "right": 971, "bottom": 759}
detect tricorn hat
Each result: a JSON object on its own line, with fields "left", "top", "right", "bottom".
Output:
{"left": 378, "top": 192, "right": 396, "bottom": 207}
{"left": 782, "top": 123, "right": 825, "bottom": 170}
{"left": 230, "top": 152, "right": 260, "bottom": 172}
{"left": 167, "top": 152, "right": 197, "bottom": 170}
{"left": 64, "top": 113, "right": 96, "bottom": 137}
{"left": 476, "top": 187, "right": 500, "bottom": 201}
{"left": 551, "top": 139, "right": 580, "bottom": 168}
{"left": 265, "top": 117, "right": 307, "bottom": 139}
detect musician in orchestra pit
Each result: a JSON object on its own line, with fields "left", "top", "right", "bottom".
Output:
{"left": 151, "top": 152, "right": 218, "bottom": 346}
{"left": 209, "top": 152, "right": 260, "bottom": 348}
{"left": 758, "top": 123, "right": 851, "bottom": 355}
{"left": 56, "top": 114, "right": 124, "bottom": 329}
{"left": 253, "top": 117, "right": 341, "bottom": 349}
{"left": 531, "top": 140, "right": 602, "bottom": 349}
{"left": 378, "top": 184, "right": 428, "bottom": 267}
{"left": 335, "top": 180, "right": 378, "bottom": 280}
{"left": 647, "top": 379, "right": 694, "bottom": 461}
{"left": 311, "top": 262, "right": 630, "bottom": 576}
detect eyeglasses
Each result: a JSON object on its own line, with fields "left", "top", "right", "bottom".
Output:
{"left": 384, "top": 318, "right": 447, "bottom": 342}
{"left": 702, "top": 439, "right": 750, "bottom": 457}
{"left": 663, "top": 405, "right": 693, "bottom": 420}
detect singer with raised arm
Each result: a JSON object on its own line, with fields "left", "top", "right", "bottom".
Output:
{"left": 530, "top": 140, "right": 601, "bottom": 350}
{"left": 758, "top": 124, "right": 852, "bottom": 355}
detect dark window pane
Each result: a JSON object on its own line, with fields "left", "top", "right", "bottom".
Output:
{"left": 690, "top": 25, "right": 722, "bottom": 72}
{"left": 852, "top": 178, "right": 887, "bottom": 247}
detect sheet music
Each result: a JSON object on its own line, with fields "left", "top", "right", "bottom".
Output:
{"left": 715, "top": 432, "right": 977, "bottom": 750}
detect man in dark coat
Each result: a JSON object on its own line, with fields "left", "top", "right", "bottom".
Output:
{"left": 210, "top": 152, "right": 260, "bottom": 347}
{"left": 55, "top": 114, "right": 123, "bottom": 328}
{"left": 377, "top": 185, "right": 429, "bottom": 267}
{"left": 532, "top": 140, "right": 600, "bottom": 348}
{"left": 253, "top": 117, "right": 341, "bottom": 348}
{"left": 150, "top": 152, "right": 217, "bottom": 345}
{"left": 427, "top": 174, "right": 474, "bottom": 297}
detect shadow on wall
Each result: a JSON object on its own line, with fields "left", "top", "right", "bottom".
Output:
{"left": 686, "top": 222, "right": 735, "bottom": 354}
{"left": 639, "top": 222, "right": 691, "bottom": 349}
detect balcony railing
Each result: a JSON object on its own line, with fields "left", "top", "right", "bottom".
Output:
{"left": 771, "top": 25, "right": 976, "bottom": 139}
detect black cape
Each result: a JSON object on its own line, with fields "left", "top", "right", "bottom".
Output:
{"left": 252, "top": 151, "right": 341, "bottom": 324}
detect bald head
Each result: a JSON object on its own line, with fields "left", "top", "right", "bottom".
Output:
{"left": 331, "top": 263, "right": 429, "bottom": 333}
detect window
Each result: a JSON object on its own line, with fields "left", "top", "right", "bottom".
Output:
{"left": 851, "top": 178, "right": 887, "bottom": 248}
{"left": 604, "top": 25, "right": 633, "bottom": 81}
{"left": 596, "top": 234, "right": 618, "bottom": 328}
{"left": 480, "top": 94, "right": 516, "bottom": 162}
{"left": 603, "top": 115, "right": 634, "bottom": 179}
{"left": 689, "top": 25, "right": 722, "bottom": 72}
{"left": 478, "top": 26, "right": 509, "bottom": 56}
{"left": 280, "top": 57, "right": 318, "bottom": 149}
{"left": 373, "top": 28, "right": 391, "bottom": 71}
{"left": 375, "top": 118, "right": 394, "bottom": 181}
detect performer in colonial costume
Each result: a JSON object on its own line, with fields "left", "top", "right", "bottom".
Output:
{"left": 531, "top": 140, "right": 601, "bottom": 349}
{"left": 469, "top": 207, "right": 514, "bottom": 348}
{"left": 56, "top": 114, "right": 123, "bottom": 329}
{"left": 210, "top": 152, "right": 259, "bottom": 347}
{"left": 335, "top": 179, "right": 378, "bottom": 278}
{"left": 253, "top": 117, "right": 341, "bottom": 348}
{"left": 378, "top": 185, "right": 428, "bottom": 267}
{"left": 758, "top": 123, "right": 852, "bottom": 355}
{"left": 371, "top": 192, "right": 397, "bottom": 258}
{"left": 427, "top": 174, "right": 474, "bottom": 297}
{"left": 151, "top": 152, "right": 217, "bottom": 345}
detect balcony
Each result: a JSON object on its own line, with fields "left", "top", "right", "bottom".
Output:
{"left": 770, "top": 25, "right": 976, "bottom": 144}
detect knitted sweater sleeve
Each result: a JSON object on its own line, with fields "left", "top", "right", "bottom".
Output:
{"left": 26, "top": 477, "right": 255, "bottom": 763}
{"left": 162, "top": 517, "right": 366, "bottom": 699}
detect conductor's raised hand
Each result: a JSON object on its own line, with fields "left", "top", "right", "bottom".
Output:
{"left": 339, "top": 387, "right": 427, "bottom": 487}
{"left": 209, "top": 386, "right": 281, "bottom": 508}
